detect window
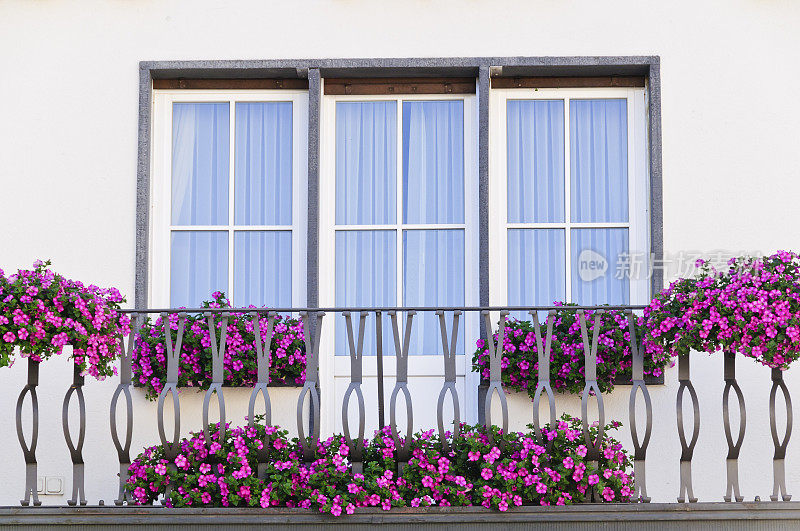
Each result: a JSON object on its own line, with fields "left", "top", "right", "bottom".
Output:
{"left": 489, "top": 87, "right": 650, "bottom": 311}
{"left": 319, "top": 93, "right": 479, "bottom": 357}
{"left": 150, "top": 90, "right": 308, "bottom": 308}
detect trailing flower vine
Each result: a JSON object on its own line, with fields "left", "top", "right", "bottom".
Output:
{"left": 642, "top": 250, "right": 800, "bottom": 369}
{"left": 126, "top": 415, "right": 633, "bottom": 512}
{"left": 0, "top": 260, "right": 129, "bottom": 379}
{"left": 472, "top": 305, "right": 671, "bottom": 397}
{"left": 131, "top": 292, "right": 306, "bottom": 400}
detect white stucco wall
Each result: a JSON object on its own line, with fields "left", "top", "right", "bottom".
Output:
{"left": 1, "top": 0, "right": 800, "bottom": 506}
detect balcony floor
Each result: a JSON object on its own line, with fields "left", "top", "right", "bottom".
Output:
{"left": 1, "top": 502, "right": 799, "bottom": 530}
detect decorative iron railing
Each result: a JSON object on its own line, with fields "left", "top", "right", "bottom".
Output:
{"left": 11, "top": 305, "right": 793, "bottom": 506}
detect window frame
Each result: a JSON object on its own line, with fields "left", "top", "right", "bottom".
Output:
{"left": 149, "top": 89, "right": 309, "bottom": 308}
{"left": 488, "top": 86, "right": 651, "bottom": 307}
{"left": 318, "top": 90, "right": 481, "bottom": 431}
{"left": 318, "top": 91, "right": 480, "bottom": 315}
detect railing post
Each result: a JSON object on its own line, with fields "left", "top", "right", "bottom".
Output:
{"left": 202, "top": 312, "right": 228, "bottom": 445}
{"left": 298, "top": 311, "right": 324, "bottom": 461}
{"left": 676, "top": 352, "right": 699, "bottom": 503}
{"left": 249, "top": 311, "right": 276, "bottom": 480}
{"left": 481, "top": 310, "right": 509, "bottom": 446}
{"left": 626, "top": 311, "right": 652, "bottom": 502}
{"left": 156, "top": 312, "right": 185, "bottom": 503}
{"left": 62, "top": 363, "right": 87, "bottom": 505}
{"left": 578, "top": 310, "right": 605, "bottom": 503}
{"left": 722, "top": 351, "right": 746, "bottom": 502}
{"left": 375, "top": 311, "right": 385, "bottom": 430}
{"left": 16, "top": 357, "right": 41, "bottom": 506}
{"left": 435, "top": 310, "right": 461, "bottom": 452}
{"left": 531, "top": 310, "right": 556, "bottom": 448}
{"left": 111, "top": 313, "right": 142, "bottom": 505}
{"left": 388, "top": 310, "right": 415, "bottom": 471}
{"left": 770, "top": 367, "right": 792, "bottom": 501}
{"left": 342, "top": 311, "right": 367, "bottom": 473}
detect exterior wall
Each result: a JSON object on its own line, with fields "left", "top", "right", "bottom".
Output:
{"left": 1, "top": 0, "right": 800, "bottom": 506}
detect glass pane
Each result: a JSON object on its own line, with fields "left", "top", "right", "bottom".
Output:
{"left": 403, "top": 229, "right": 464, "bottom": 356}
{"left": 234, "top": 102, "right": 293, "bottom": 225}
{"left": 335, "top": 230, "right": 397, "bottom": 356}
{"left": 507, "top": 100, "right": 565, "bottom": 223}
{"left": 170, "top": 231, "right": 228, "bottom": 308}
{"left": 336, "top": 102, "right": 397, "bottom": 225}
{"left": 234, "top": 231, "right": 291, "bottom": 307}
{"left": 171, "top": 103, "right": 229, "bottom": 225}
{"left": 571, "top": 228, "right": 629, "bottom": 305}
{"left": 403, "top": 101, "right": 464, "bottom": 224}
{"left": 507, "top": 229, "right": 566, "bottom": 320}
{"left": 570, "top": 99, "right": 628, "bottom": 223}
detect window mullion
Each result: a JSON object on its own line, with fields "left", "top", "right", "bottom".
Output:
{"left": 228, "top": 98, "right": 236, "bottom": 304}
{"left": 563, "top": 97, "right": 572, "bottom": 303}
{"left": 396, "top": 97, "right": 404, "bottom": 311}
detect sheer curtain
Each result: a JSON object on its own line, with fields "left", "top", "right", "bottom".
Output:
{"left": 234, "top": 231, "right": 291, "bottom": 308}
{"left": 571, "top": 228, "right": 629, "bottom": 305}
{"left": 170, "top": 103, "right": 229, "bottom": 307}
{"left": 171, "top": 232, "right": 227, "bottom": 308}
{"left": 334, "top": 100, "right": 466, "bottom": 356}
{"left": 232, "top": 102, "right": 293, "bottom": 308}
{"left": 335, "top": 102, "right": 398, "bottom": 355}
{"left": 234, "top": 102, "right": 293, "bottom": 225}
{"left": 507, "top": 229, "right": 565, "bottom": 320}
{"left": 402, "top": 101, "right": 465, "bottom": 355}
{"left": 505, "top": 98, "right": 631, "bottom": 310}
{"left": 404, "top": 230, "right": 464, "bottom": 355}
{"left": 506, "top": 101, "right": 565, "bottom": 318}
{"left": 403, "top": 101, "right": 464, "bottom": 224}
{"left": 569, "top": 99, "right": 630, "bottom": 304}
{"left": 570, "top": 99, "right": 628, "bottom": 223}
{"left": 336, "top": 102, "right": 396, "bottom": 225}
{"left": 507, "top": 100, "right": 564, "bottom": 223}
{"left": 171, "top": 103, "right": 229, "bottom": 226}
{"left": 335, "top": 231, "right": 396, "bottom": 356}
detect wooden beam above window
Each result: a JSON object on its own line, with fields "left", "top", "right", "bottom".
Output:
{"left": 153, "top": 78, "right": 309, "bottom": 90}
{"left": 490, "top": 76, "right": 645, "bottom": 89}
{"left": 323, "top": 77, "right": 476, "bottom": 95}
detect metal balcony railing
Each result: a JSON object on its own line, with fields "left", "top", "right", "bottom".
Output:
{"left": 11, "top": 305, "right": 793, "bottom": 507}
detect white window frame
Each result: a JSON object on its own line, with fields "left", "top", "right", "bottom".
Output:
{"left": 318, "top": 89, "right": 480, "bottom": 433}
{"left": 488, "top": 87, "right": 650, "bottom": 307}
{"left": 150, "top": 89, "right": 308, "bottom": 308}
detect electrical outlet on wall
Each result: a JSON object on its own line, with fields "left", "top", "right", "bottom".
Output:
{"left": 36, "top": 476, "right": 64, "bottom": 495}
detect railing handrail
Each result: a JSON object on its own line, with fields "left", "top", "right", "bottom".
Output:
{"left": 120, "top": 304, "right": 649, "bottom": 314}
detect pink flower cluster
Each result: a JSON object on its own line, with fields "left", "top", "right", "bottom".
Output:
{"left": 473, "top": 305, "right": 670, "bottom": 398}
{"left": 126, "top": 414, "right": 635, "bottom": 512}
{"left": 643, "top": 251, "right": 800, "bottom": 369}
{"left": 131, "top": 292, "right": 306, "bottom": 399}
{"left": 0, "top": 260, "right": 129, "bottom": 379}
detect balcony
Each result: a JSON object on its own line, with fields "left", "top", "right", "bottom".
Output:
{"left": 1, "top": 304, "right": 798, "bottom": 529}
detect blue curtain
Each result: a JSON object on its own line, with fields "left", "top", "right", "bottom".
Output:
{"left": 336, "top": 102, "right": 397, "bottom": 225}
{"left": 234, "top": 231, "right": 291, "bottom": 307}
{"left": 234, "top": 102, "right": 293, "bottom": 225}
{"left": 506, "top": 98, "right": 631, "bottom": 309}
{"left": 334, "top": 100, "right": 465, "bottom": 356}
{"left": 507, "top": 229, "right": 565, "bottom": 320}
{"left": 402, "top": 101, "right": 464, "bottom": 224}
{"left": 507, "top": 100, "right": 564, "bottom": 223}
{"left": 335, "top": 231, "right": 397, "bottom": 356}
{"left": 404, "top": 229, "right": 465, "bottom": 356}
{"left": 170, "top": 231, "right": 228, "bottom": 308}
{"left": 401, "top": 101, "right": 465, "bottom": 355}
{"left": 571, "top": 228, "right": 629, "bottom": 305}
{"left": 570, "top": 99, "right": 628, "bottom": 223}
{"left": 171, "top": 103, "right": 229, "bottom": 226}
